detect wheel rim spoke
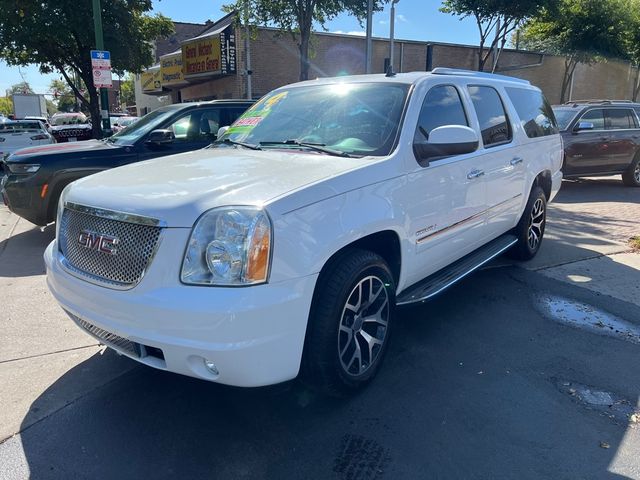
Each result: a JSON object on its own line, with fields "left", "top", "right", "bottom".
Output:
{"left": 527, "top": 199, "right": 545, "bottom": 250}
{"left": 338, "top": 275, "right": 390, "bottom": 377}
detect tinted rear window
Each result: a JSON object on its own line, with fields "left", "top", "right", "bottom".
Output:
{"left": 505, "top": 87, "right": 558, "bottom": 138}
{"left": 468, "top": 85, "right": 512, "bottom": 147}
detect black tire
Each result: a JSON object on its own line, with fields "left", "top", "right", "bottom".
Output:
{"left": 622, "top": 156, "right": 640, "bottom": 187}
{"left": 508, "top": 186, "right": 547, "bottom": 261}
{"left": 301, "top": 249, "right": 396, "bottom": 396}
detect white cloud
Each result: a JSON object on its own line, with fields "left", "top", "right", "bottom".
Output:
{"left": 379, "top": 19, "right": 389, "bottom": 25}
{"left": 397, "top": 14, "right": 408, "bottom": 23}
{"left": 331, "top": 30, "right": 366, "bottom": 36}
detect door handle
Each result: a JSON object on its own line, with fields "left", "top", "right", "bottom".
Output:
{"left": 467, "top": 169, "right": 485, "bottom": 180}
{"left": 510, "top": 157, "right": 524, "bottom": 166}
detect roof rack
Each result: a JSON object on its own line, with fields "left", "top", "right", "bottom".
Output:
{"left": 563, "top": 99, "right": 635, "bottom": 106}
{"left": 430, "top": 67, "right": 530, "bottom": 85}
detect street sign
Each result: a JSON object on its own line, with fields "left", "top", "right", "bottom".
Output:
{"left": 91, "top": 50, "right": 112, "bottom": 88}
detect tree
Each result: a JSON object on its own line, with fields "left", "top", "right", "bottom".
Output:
{"left": 224, "top": 0, "right": 387, "bottom": 81}
{"left": 0, "top": 1, "right": 173, "bottom": 138}
{"left": 119, "top": 74, "right": 136, "bottom": 109}
{"left": 440, "top": 0, "right": 556, "bottom": 72}
{"left": 0, "top": 97, "right": 12, "bottom": 116}
{"left": 519, "top": 0, "right": 628, "bottom": 103}
{"left": 7, "top": 81, "right": 34, "bottom": 95}
{"left": 623, "top": 0, "right": 640, "bottom": 101}
{"left": 49, "top": 78, "right": 80, "bottom": 113}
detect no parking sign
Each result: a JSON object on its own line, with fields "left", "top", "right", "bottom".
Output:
{"left": 91, "top": 50, "right": 112, "bottom": 88}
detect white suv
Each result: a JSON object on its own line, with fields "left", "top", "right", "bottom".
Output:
{"left": 44, "top": 69, "right": 563, "bottom": 394}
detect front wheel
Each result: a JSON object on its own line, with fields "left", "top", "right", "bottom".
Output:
{"left": 301, "top": 249, "right": 396, "bottom": 396}
{"left": 509, "top": 186, "right": 547, "bottom": 261}
{"left": 622, "top": 156, "right": 640, "bottom": 187}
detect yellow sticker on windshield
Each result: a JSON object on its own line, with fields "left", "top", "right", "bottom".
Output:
{"left": 227, "top": 91, "right": 289, "bottom": 137}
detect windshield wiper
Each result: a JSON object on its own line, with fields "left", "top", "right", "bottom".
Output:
{"left": 259, "top": 140, "right": 353, "bottom": 158}
{"left": 213, "top": 138, "right": 261, "bottom": 150}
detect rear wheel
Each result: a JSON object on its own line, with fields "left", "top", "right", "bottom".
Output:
{"left": 302, "top": 249, "right": 396, "bottom": 396}
{"left": 509, "top": 186, "right": 547, "bottom": 261}
{"left": 622, "top": 156, "right": 640, "bottom": 187}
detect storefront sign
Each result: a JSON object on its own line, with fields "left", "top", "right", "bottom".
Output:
{"left": 182, "top": 25, "right": 237, "bottom": 79}
{"left": 160, "top": 52, "right": 185, "bottom": 87}
{"left": 141, "top": 68, "right": 162, "bottom": 93}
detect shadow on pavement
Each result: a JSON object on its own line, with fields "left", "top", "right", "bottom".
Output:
{"left": 0, "top": 223, "right": 54, "bottom": 278}
{"left": 555, "top": 177, "right": 640, "bottom": 206}
{"left": 13, "top": 264, "right": 640, "bottom": 479}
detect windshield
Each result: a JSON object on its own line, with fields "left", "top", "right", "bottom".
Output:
{"left": 108, "top": 108, "right": 177, "bottom": 145}
{"left": 551, "top": 107, "right": 578, "bottom": 130}
{"left": 51, "top": 114, "right": 87, "bottom": 126}
{"left": 221, "top": 83, "right": 410, "bottom": 157}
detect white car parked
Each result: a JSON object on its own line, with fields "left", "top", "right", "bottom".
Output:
{"left": 45, "top": 69, "right": 563, "bottom": 394}
{"left": 0, "top": 120, "right": 54, "bottom": 160}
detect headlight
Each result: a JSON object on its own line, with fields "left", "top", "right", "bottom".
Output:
{"left": 181, "top": 206, "right": 272, "bottom": 286}
{"left": 8, "top": 163, "right": 40, "bottom": 174}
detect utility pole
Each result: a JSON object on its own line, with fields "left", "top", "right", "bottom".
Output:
{"left": 389, "top": 0, "right": 400, "bottom": 72}
{"left": 92, "top": 0, "right": 110, "bottom": 133}
{"left": 244, "top": 0, "right": 252, "bottom": 100}
{"left": 365, "top": 0, "right": 373, "bottom": 74}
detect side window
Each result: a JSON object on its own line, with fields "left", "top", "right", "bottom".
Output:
{"left": 579, "top": 109, "right": 605, "bottom": 130}
{"left": 468, "top": 85, "right": 512, "bottom": 147}
{"left": 167, "top": 109, "right": 220, "bottom": 142}
{"left": 504, "top": 87, "right": 558, "bottom": 138}
{"left": 414, "top": 85, "right": 468, "bottom": 142}
{"left": 606, "top": 109, "right": 637, "bottom": 130}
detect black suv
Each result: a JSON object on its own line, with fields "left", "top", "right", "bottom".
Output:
{"left": 552, "top": 100, "right": 640, "bottom": 187}
{"left": 1, "top": 100, "right": 253, "bottom": 225}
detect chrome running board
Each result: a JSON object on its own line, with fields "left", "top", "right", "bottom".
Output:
{"left": 396, "top": 233, "right": 518, "bottom": 306}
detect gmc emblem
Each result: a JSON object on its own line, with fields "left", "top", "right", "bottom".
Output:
{"left": 78, "top": 230, "right": 119, "bottom": 255}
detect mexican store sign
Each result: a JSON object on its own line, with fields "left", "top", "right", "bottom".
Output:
{"left": 182, "top": 25, "right": 237, "bottom": 80}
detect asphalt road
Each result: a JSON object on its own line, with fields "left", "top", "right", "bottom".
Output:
{"left": 1, "top": 178, "right": 639, "bottom": 479}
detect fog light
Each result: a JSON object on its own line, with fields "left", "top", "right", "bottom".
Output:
{"left": 203, "top": 359, "right": 219, "bottom": 375}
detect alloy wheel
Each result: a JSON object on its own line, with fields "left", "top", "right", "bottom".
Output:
{"left": 528, "top": 198, "right": 545, "bottom": 250}
{"left": 338, "top": 275, "right": 390, "bottom": 377}
{"left": 635, "top": 163, "right": 640, "bottom": 183}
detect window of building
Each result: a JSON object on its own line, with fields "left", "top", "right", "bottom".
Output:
{"left": 468, "top": 85, "right": 512, "bottom": 147}
{"left": 505, "top": 87, "right": 558, "bottom": 138}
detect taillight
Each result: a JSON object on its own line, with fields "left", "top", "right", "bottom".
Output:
{"left": 31, "top": 134, "right": 49, "bottom": 140}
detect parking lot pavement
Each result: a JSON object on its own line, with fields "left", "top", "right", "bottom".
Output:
{"left": 0, "top": 177, "right": 639, "bottom": 479}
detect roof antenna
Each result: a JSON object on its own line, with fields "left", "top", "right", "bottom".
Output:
{"left": 385, "top": 65, "right": 396, "bottom": 77}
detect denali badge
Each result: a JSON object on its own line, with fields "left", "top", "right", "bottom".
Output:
{"left": 78, "top": 230, "right": 119, "bottom": 255}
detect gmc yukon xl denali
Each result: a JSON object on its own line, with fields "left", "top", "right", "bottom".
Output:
{"left": 44, "top": 69, "right": 563, "bottom": 394}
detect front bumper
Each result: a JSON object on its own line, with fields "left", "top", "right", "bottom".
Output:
{"left": 1, "top": 172, "right": 49, "bottom": 225}
{"left": 44, "top": 236, "right": 318, "bottom": 387}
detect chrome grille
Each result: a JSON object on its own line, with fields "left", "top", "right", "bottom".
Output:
{"left": 59, "top": 206, "right": 162, "bottom": 289}
{"left": 67, "top": 311, "right": 140, "bottom": 358}
{"left": 55, "top": 128, "right": 90, "bottom": 138}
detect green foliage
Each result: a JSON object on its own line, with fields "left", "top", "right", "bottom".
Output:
{"left": 519, "top": 0, "right": 628, "bottom": 101}
{"left": 49, "top": 78, "right": 79, "bottom": 113}
{"left": 0, "top": 0, "right": 173, "bottom": 136}
{"left": 119, "top": 74, "right": 136, "bottom": 108}
{"left": 0, "top": 97, "right": 12, "bottom": 115}
{"left": 6, "top": 81, "right": 34, "bottom": 95}
{"left": 440, "top": 0, "right": 555, "bottom": 71}
{"left": 224, "top": 0, "right": 388, "bottom": 80}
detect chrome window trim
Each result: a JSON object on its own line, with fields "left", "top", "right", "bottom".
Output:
{"left": 64, "top": 201, "right": 167, "bottom": 227}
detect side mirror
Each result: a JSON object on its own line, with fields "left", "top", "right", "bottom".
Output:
{"left": 413, "top": 125, "right": 479, "bottom": 164}
{"left": 146, "top": 129, "right": 175, "bottom": 146}
{"left": 217, "top": 126, "right": 229, "bottom": 139}
{"left": 573, "top": 121, "right": 594, "bottom": 133}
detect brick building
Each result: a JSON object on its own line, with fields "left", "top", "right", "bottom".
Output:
{"left": 135, "top": 12, "right": 640, "bottom": 115}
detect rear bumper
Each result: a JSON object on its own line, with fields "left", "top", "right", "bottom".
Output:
{"left": 44, "top": 238, "right": 318, "bottom": 387}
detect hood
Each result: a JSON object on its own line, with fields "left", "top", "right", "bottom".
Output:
{"left": 8, "top": 139, "right": 116, "bottom": 160}
{"left": 64, "top": 147, "right": 378, "bottom": 227}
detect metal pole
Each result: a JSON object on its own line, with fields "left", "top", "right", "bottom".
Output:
{"left": 244, "top": 0, "right": 252, "bottom": 100}
{"left": 365, "top": 0, "right": 373, "bottom": 74}
{"left": 389, "top": 0, "right": 398, "bottom": 71}
{"left": 92, "top": 0, "right": 110, "bottom": 133}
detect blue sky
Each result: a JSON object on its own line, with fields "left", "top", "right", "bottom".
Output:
{"left": 0, "top": 0, "right": 478, "bottom": 95}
